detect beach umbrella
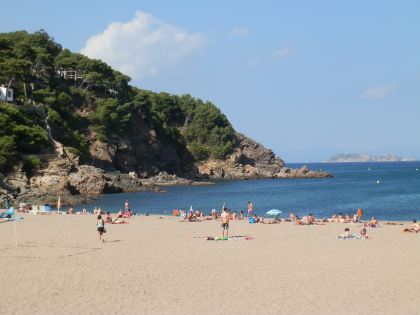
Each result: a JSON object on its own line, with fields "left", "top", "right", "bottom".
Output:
{"left": 266, "top": 209, "right": 282, "bottom": 216}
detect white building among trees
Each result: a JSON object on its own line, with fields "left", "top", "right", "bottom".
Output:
{"left": 0, "top": 86, "right": 13, "bottom": 102}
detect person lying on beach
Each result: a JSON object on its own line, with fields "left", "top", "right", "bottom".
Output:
{"left": 337, "top": 228, "right": 360, "bottom": 239}
{"left": 295, "top": 216, "right": 308, "bottom": 225}
{"left": 402, "top": 220, "right": 420, "bottom": 233}
{"left": 307, "top": 213, "right": 315, "bottom": 225}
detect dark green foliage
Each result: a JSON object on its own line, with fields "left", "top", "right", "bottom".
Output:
{"left": 22, "top": 155, "right": 41, "bottom": 175}
{"left": 0, "top": 30, "right": 239, "bottom": 176}
{"left": 0, "top": 136, "right": 17, "bottom": 171}
{"left": 0, "top": 103, "right": 49, "bottom": 172}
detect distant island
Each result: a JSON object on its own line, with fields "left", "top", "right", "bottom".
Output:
{"left": 327, "top": 153, "right": 417, "bottom": 163}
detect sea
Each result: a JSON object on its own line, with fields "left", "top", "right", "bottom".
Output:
{"left": 76, "top": 162, "right": 420, "bottom": 221}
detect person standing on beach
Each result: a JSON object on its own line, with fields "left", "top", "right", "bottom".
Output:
{"left": 247, "top": 201, "right": 253, "bottom": 217}
{"left": 97, "top": 215, "right": 105, "bottom": 242}
{"left": 357, "top": 208, "right": 363, "bottom": 222}
{"left": 221, "top": 208, "right": 230, "bottom": 238}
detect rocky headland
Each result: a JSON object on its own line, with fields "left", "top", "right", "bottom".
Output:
{"left": 0, "top": 133, "right": 331, "bottom": 206}
{"left": 0, "top": 30, "right": 331, "bottom": 207}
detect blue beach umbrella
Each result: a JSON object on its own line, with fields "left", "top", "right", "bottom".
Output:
{"left": 266, "top": 209, "right": 282, "bottom": 216}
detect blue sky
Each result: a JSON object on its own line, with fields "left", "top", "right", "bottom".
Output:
{"left": 1, "top": 0, "right": 419, "bottom": 162}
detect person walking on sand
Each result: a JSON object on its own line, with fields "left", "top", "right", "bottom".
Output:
{"left": 221, "top": 208, "right": 230, "bottom": 238}
{"left": 97, "top": 215, "right": 105, "bottom": 242}
{"left": 247, "top": 201, "right": 253, "bottom": 217}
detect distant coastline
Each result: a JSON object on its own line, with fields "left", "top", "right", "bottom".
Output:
{"left": 326, "top": 153, "right": 417, "bottom": 163}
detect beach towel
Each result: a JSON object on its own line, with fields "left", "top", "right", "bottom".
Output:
{"left": 337, "top": 235, "right": 360, "bottom": 240}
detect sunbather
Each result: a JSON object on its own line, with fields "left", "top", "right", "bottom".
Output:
{"left": 337, "top": 227, "right": 360, "bottom": 239}
{"left": 402, "top": 220, "right": 419, "bottom": 233}
{"left": 307, "top": 213, "right": 315, "bottom": 225}
{"left": 105, "top": 212, "right": 113, "bottom": 223}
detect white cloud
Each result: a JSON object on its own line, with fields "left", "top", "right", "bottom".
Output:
{"left": 81, "top": 11, "right": 204, "bottom": 80}
{"left": 360, "top": 85, "right": 396, "bottom": 100}
{"left": 272, "top": 45, "right": 296, "bottom": 59}
{"left": 229, "top": 26, "right": 250, "bottom": 37}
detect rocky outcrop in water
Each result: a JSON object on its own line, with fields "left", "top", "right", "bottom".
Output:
{"left": 197, "top": 133, "right": 331, "bottom": 179}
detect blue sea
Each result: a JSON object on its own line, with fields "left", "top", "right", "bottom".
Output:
{"left": 76, "top": 162, "right": 420, "bottom": 221}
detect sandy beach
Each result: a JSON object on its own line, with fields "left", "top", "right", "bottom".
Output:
{"left": 1, "top": 214, "right": 420, "bottom": 315}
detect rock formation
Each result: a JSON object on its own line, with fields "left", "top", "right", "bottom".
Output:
{"left": 197, "top": 133, "right": 331, "bottom": 179}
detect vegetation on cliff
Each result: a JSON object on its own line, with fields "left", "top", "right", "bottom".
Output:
{"left": 0, "top": 30, "right": 237, "bottom": 175}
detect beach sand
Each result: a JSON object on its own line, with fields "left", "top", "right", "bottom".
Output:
{"left": 1, "top": 215, "right": 419, "bottom": 315}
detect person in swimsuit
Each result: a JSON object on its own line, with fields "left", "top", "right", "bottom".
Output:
{"left": 97, "top": 215, "right": 105, "bottom": 242}
{"left": 221, "top": 208, "right": 230, "bottom": 238}
{"left": 402, "top": 220, "right": 420, "bottom": 233}
{"left": 360, "top": 226, "right": 369, "bottom": 239}
{"left": 247, "top": 201, "right": 253, "bottom": 217}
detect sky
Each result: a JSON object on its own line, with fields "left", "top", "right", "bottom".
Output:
{"left": 1, "top": 0, "right": 419, "bottom": 162}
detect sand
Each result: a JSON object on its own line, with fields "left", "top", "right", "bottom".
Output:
{"left": 1, "top": 214, "right": 419, "bottom": 315}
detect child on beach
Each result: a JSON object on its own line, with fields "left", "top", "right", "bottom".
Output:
{"left": 97, "top": 215, "right": 105, "bottom": 242}
{"left": 360, "top": 226, "right": 369, "bottom": 239}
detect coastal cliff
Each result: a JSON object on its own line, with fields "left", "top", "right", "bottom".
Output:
{"left": 0, "top": 31, "right": 331, "bottom": 206}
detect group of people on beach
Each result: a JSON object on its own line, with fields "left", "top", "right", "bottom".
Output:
{"left": 91, "top": 199, "right": 420, "bottom": 242}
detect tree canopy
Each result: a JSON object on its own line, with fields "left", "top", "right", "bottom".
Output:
{"left": 0, "top": 30, "right": 238, "bottom": 175}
